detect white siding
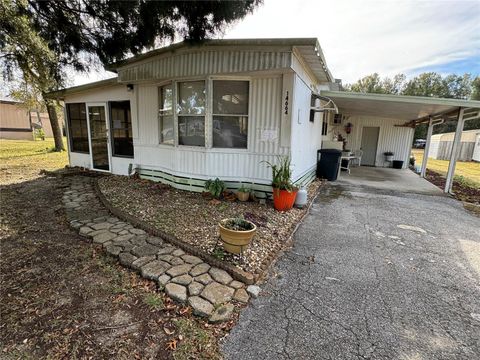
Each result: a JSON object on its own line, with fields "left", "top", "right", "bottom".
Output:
{"left": 133, "top": 75, "right": 288, "bottom": 183}
{"left": 69, "top": 152, "right": 90, "bottom": 168}
{"left": 346, "top": 116, "right": 414, "bottom": 168}
{"left": 290, "top": 75, "right": 323, "bottom": 181}
{"left": 118, "top": 49, "right": 291, "bottom": 82}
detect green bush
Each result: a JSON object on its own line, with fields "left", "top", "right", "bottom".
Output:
{"left": 204, "top": 178, "right": 226, "bottom": 199}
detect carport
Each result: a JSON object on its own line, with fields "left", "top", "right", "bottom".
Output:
{"left": 319, "top": 91, "right": 480, "bottom": 193}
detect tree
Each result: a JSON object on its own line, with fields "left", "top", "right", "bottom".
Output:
{"left": 471, "top": 76, "right": 480, "bottom": 100}
{"left": 1, "top": 0, "right": 65, "bottom": 150}
{"left": 1, "top": 0, "right": 262, "bottom": 151}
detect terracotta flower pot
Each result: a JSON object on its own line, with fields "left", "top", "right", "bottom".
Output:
{"left": 236, "top": 191, "right": 250, "bottom": 202}
{"left": 218, "top": 219, "right": 257, "bottom": 254}
{"left": 272, "top": 188, "right": 298, "bottom": 211}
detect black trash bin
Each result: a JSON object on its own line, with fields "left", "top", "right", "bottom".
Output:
{"left": 392, "top": 160, "right": 404, "bottom": 169}
{"left": 317, "top": 149, "right": 342, "bottom": 181}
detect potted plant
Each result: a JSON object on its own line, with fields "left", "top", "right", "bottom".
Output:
{"left": 264, "top": 157, "right": 298, "bottom": 211}
{"left": 384, "top": 151, "right": 394, "bottom": 162}
{"left": 218, "top": 217, "right": 257, "bottom": 254}
{"left": 236, "top": 185, "right": 250, "bottom": 202}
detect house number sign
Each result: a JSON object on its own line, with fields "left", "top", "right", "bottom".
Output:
{"left": 284, "top": 91, "right": 289, "bottom": 115}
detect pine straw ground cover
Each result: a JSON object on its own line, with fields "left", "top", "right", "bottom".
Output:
{"left": 98, "top": 176, "right": 323, "bottom": 274}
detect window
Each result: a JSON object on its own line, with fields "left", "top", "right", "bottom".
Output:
{"left": 66, "top": 103, "right": 89, "bottom": 152}
{"left": 159, "top": 84, "right": 174, "bottom": 144}
{"left": 212, "top": 80, "right": 249, "bottom": 148}
{"left": 322, "top": 112, "right": 328, "bottom": 136}
{"left": 110, "top": 101, "right": 133, "bottom": 157}
{"left": 177, "top": 81, "right": 206, "bottom": 146}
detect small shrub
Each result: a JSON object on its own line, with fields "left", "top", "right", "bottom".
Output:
{"left": 409, "top": 156, "right": 415, "bottom": 167}
{"left": 204, "top": 178, "right": 226, "bottom": 199}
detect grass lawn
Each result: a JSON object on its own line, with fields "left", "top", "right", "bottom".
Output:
{"left": 412, "top": 149, "right": 480, "bottom": 188}
{"left": 0, "top": 138, "right": 68, "bottom": 185}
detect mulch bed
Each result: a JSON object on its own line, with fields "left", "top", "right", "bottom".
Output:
{"left": 425, "top": 169, "right": 480, "bottom": 204}
{"left": 98, "top": 176, "right": 323, "bottom": 275}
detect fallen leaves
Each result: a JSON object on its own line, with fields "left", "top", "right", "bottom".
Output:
{"left": 165, "top": 339, "right": 177, "bottom": 350}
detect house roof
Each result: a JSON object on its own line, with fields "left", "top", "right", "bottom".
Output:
{"left": 108, "top": 38, "right": 333, "bottom": 83}
{"left": 45, "top": 78, "right": 119, "bottom": 99}
{"left": 320, "top": 90, "right": 480, "bottom": 124}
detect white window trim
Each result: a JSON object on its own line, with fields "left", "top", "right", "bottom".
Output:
{"left": 176, "top": 79, "right": 207, "bottom": 148}
{"left": 158, "top": 82, "right": 175, "bottom": 146}
{"left": 156, "top": 76, "right": 252, "bottom": 151}
{"left": 210, "top": 77, "right": 251, "bottom": 150}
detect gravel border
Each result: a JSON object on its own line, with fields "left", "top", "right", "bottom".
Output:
{"left": 94, "top": 178, "right": 323, "bottom": 284}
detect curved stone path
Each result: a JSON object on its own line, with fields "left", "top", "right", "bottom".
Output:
{"left": 63, "top": 176, "right": 249, "bottom": 322}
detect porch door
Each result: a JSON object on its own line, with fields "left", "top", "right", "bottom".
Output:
{"left": 87, "top": 104, "right": 111, "bottom": 171}
{"left": 360, "top": 126, "right": 380, "bottom": 166}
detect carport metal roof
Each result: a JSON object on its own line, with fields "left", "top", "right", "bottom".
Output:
{"left": 319, "top": 90, "right": 480, "bottom": 195}
{"left": 320, "top": 90, "right": 480, "bottom": 124}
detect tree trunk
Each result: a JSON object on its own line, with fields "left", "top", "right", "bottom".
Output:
{"left": 43, "top": 95, "right": 65, "bottom": 151}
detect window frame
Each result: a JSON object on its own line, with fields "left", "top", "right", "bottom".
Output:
{"left": 209, "top": 76, "right": 251, "bottom": 152}
{"left": 66, "top": 102, "right": 89, "bottom": 154}
{"left": 176, "top": 79, "right": 207, "bottom": 148}
{"left": 158, "top": 82, "right": 175, "bottom": 146}
{"left": 109, "top": 100, "right": 134, "bottom": 158}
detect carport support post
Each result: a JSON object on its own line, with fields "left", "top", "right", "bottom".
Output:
{"left": 420, "top": 117, "right": 433, "bottom": 178}
{"left": 444, "top": 107, "right": 465, "bottom": 194}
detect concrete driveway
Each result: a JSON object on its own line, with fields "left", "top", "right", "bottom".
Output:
{"left": 222, "top": 183, "right": 480, "bottom": 359}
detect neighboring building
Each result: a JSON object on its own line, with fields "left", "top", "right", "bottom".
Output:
{"left": 428, "top": 129, "right": 480, "bottom": 161}
{"left": 46, "top": 38, "right": 480, "bottom": 195}
{"left": 472, "top": 133, "right": 480, "bottom": 162}
{"left": 0, "top": 99, "right": 63, "bottom": 140}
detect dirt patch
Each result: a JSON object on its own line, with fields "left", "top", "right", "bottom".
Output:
{"left": 98, "top": 176, "right": 323, "bottom": 274}
{"left": 0, "top": 176, "right": 227, "bottom": 359}
{"left": 425, "top": 169, "right": 480, "bottom": 204}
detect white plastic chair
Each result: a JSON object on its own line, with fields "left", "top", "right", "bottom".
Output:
{"left": 352, "top": 150, "right": 363, "bottom": 167}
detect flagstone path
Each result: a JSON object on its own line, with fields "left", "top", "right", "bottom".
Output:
{"left": 63, "top": 176, "right": 249, "bottom": 322}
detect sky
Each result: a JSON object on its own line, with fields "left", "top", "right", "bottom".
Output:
{"left": 73, "top": 0, "right": 480, "bottom": 86}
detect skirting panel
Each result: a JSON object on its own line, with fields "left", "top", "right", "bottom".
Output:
{"left": 138, "top": 166, "right": 317, "bottom": 199}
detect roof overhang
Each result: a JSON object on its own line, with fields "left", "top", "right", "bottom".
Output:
{"left": 320, "top": 90, "right": 480, "bottom": 126}
{"left": 45, "top": 78, "right": 119, "bottom": 100}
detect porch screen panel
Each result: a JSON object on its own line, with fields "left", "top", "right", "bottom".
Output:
{"left": 66, "top": 103, "right": 89, "bottom": 153}
{"left": 110, "top": 101, "right": 133, "bottom": 157}
{"left": 177, "top": 81, "right": 206, "bottom": 147}
{"left": 159, "top": 84, "right": 174, "bottom": 144}
{"left": 212, "top": 80, "right": 249, "bottom": 149}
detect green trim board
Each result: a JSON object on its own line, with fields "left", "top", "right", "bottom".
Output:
{"left": 137, "top": 167, "right": 317, "bottom": 199}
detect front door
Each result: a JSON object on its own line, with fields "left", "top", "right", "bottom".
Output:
{"left": 87, "top": 104, "right": 110, "bottom": 171}
{"left": 360, "top": 126, "right": 380, "bottom": 166}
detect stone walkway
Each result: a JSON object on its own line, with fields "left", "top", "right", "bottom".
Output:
{"left": 63, "top": 176, "right": 249, "bottom": 322}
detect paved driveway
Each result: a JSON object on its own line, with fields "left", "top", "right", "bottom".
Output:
{"left": 222, "top": 184, "right": 480, "bottom": 359}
